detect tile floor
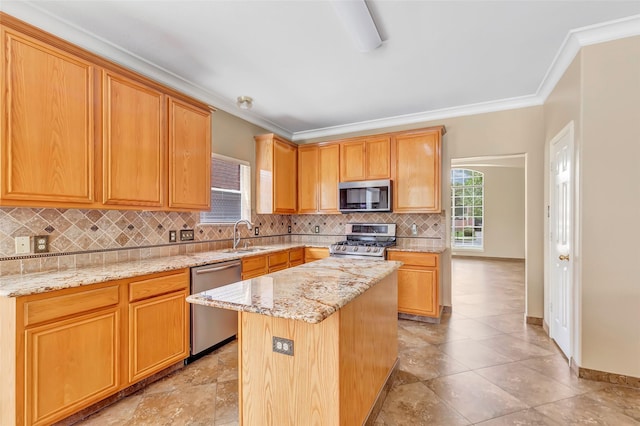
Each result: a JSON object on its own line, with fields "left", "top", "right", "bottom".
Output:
{"left": 73, "top": 258, "right": 640, "bottom": 425}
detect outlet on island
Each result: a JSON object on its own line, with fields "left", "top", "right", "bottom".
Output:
{"left": 180, "top": 229, "right": 194, "bottom": 241}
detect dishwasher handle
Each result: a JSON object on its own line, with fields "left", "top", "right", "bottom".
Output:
{"left": 194, "top": 262, "right": 241, "bottom": 275}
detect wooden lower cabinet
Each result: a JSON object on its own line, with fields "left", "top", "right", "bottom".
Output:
{"left": 25, "top": 308, "right": 120, "bottom": 425}
{"left": 304, "top": 247, "right": 330, "bottom": 263}
{"left": 128, "top": 270, "right": 189, "bottom": 383}
{"left": 288, "top": 247, "right": 304, "bottom": 267}
{"left": 387, "top": 251, "right": 440, "bottom": 317}
{"left": 267, "top": 251, "right": 289, "bottom": 273}
{"left": 0, "top": 269, "right": 190, "bottom": 426}
{"left": 242, "top": 254, "right": 268, "bottom": 279}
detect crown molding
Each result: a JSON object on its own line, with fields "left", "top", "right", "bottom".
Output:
{"left": 537, "top": 14, "right": 640, "bottom": 102}
{"left": 0, "top": 1, "right": 293, "bottom": 139}
{"left": 291, "top": 95, "right": 542, "bottom": 142}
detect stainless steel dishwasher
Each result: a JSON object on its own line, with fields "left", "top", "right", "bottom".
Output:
{"left": 189, "top": 260, "right": 241, "bottom": 362}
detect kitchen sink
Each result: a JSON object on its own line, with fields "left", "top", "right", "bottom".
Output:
{"left": 222, "top": 247, "right": 268, "bottom": 254}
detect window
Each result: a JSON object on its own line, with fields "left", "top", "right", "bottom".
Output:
{"left": 200, "top": 154, "right": 251, "bottom": 224}
{"left": 451, "top": 168, "right": 484, "bottom": 249}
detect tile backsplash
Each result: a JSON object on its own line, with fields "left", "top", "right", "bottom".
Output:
{"left": 0, "top": 207, "right": 444, "bottom": 276}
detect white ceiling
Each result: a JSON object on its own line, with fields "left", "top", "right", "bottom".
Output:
{"left": 4, "top": 1, "right": 640, "bottom": 140}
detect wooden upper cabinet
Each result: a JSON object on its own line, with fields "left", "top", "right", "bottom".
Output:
{"left": 255, "top": 134, "right": 297, "bottom": 214}
{"left": 297, "top": 143, "right": 340, "bottom": 214}
{"left": 340, "top": 137, "right": 390, "bottom": 182}
{"left": 318, "top": 144, "right": 340, "bottom": 213}
{"left": 102, "top": 71, "right": 164, "bottom": 207}
{"left": 168, "top": 98, "right": 211, "bottom": 210}
{"left": 0, "top": 27, "right": 95, "bottom": 206}
{"left": 393, "top": 127, "right": 444, "bottom": 213}
{"left": 297, "top": 145, "right": 319, "bottom": 213}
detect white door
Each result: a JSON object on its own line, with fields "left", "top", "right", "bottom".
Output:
{"left": 549, "top": 123, "right": 574, "bottom": 358}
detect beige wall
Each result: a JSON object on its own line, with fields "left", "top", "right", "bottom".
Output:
{"left": 544, "top": 36, "right": 640, "bottom": 377}
{"left": 211, "top": 109, "right": 269, "bottom": 212}
{"left": 452, "top": 165, "right": 525, "bottom": 259}
{"left": 581, "top": 37, "right": 640, "bottom": 377}
{"left": 299, "top": 106, "right": 546, "bottom": 316}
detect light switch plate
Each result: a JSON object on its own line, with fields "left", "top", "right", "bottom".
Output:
{"left": 15, "top": 236, "right": 30, "bottom": 255}
{"left": 169, "top": 230, "right": 177, "bottom": 243}
{"left": 180, "top": 229, "right": 194, "bottom": 241}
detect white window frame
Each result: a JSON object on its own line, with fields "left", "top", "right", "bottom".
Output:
{"left": 199, "top": 153, "right": 251, "bottom": 225}
{"left": 451, "top": 168, "right": 484, "bottom": 250}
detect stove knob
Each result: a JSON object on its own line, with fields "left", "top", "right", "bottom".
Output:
{"left": 353, "top": 246, "right": 359, "bottom": 252}
{"left": 342, "top": 246, "right": 347, "bottom": 251}
{"left": 366, "top": 247, "right": 372, "bottom": 252}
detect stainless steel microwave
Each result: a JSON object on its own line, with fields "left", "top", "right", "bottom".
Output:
{"left": 338, "top": 179, "right": 392, "bottom": 213}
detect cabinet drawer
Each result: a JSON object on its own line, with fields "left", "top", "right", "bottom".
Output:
{"left": 242, "top": 255, "right": 267, "bottom": 275}
{"left": 289, "top": 247, "right": 304, "bottom": 264}
{"left": 388, "top": 251, "right": 438, "bottom": 267}
{"left": 24, "top": 285, "right": 120, "bottom": 327}
{"left": 268, "top": 251, "right": 289, "bottom": 270}
{"left": 128, "top": 269, "right": 189, "bottom": 302}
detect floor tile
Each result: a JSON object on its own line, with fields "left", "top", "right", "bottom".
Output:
{"left": 516, "top": 355, "right": 608, "bottom": 393}
{"left": 474, "top": 408, "right": 560, "bottom": 425}
{"left": 475, "top": 363, "right": 581, "bottom": 406}
{"left": 445, "top": 318, "right": 504, "bottom": 338}
{"left": 438, "top": 339, "right": 515, "bottom": 369}
{"left": 426, "top": 371, "right": 529, "bottom": 423}
{"left": 584, "top": 386, "right": 640, "bottom": 421}
{"left": 399, "top": 345, "right": 469, "bottom": 380}
{"left": 130, "top": 383, "right": 218, "bottom": 425}
{"left": 475, "top": 334, "right": 555, "bottom": 361}
{"left": 78, "top": 393, "right": 143, "bottom": 426}
{"left": 374, "top": 381, "right": 470, "bottom": 425}
{"left": 475, "top": 313, "right": 528, "bottom": 334}
{"left": 535, "top": 394, "right": 640, "bottom": 425}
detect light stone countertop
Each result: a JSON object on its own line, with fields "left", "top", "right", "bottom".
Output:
{"left": 388, "top": 245, "right": 447, "bottom": 254}
{"left": 186, "top": 257, "right": 401, "bottom": 324}
{"left": 0, "top": 243, "right": 315, "bottom": 298}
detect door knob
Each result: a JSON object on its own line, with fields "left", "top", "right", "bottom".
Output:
{"left": 559, "top": 254, "right": 570, "bottom": 261}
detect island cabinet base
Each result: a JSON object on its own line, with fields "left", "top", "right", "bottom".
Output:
{"left": 238, "top": 272, "right": 398, "bottom": 426}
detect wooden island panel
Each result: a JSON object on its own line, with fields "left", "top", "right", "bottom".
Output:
{"left": 238, "top": 272, "right": 398, "bottom": 425}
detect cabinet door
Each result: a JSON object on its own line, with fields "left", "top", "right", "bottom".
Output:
{"left": 397, "top": 268, "right": 439, "bottom": 317}
{"left": 365, "top": 136, "right": 391, "bottom": 179}
{"left": 129, "top": 290, "right": 189, "bottom": 382}
{"left": 102, "top": 71, "right": 164, "bottom": 207}
{"left": 394, "top": 131, "right": 441, "bottom": 213}
{"left": 304, "top": 247, "right": 330, "bottom": 263}
{"left": 318, "top": 144, "right": 340, "bottom": 213}
{"left": 273, "top": 140, "right": 297, "bottom": 213}
{"left": 1, "top": 29, "right": 95, "bottom": 205}
{"left": 25, "top": 308, "right": 120, "bottom": 425}
{"left": 168, "top": 98, "right": 211, "bottom": 210}
{"left": 297, "top": 145, "right": 319, "bottom": 213}
{"left": 340, "top": 141, "right": 366, "bottom": 181}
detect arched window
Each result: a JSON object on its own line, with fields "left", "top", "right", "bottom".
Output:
{"left": 451, "top": 168, "right": 484, "bottom": 249}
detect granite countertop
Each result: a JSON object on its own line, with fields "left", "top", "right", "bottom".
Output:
{"left": 388, "top": 245, "right": 447, "bottom": 254}
{"left": 0, "top": 243, "right": 312, "bottom": 298}
{"left": 0, "top": 241, "right": 443, "bottom": 298}
{"left": 186, "top": 257, "right": 401, "bottom": 324}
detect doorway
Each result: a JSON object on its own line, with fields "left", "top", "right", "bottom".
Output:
{"left": 449, "top": 154, "right": 527, "bottom": 317}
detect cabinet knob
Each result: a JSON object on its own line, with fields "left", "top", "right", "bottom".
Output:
{"left": 559, "top": 254, "right": 570, "bottom": 261}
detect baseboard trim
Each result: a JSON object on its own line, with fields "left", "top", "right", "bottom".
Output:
{"left": 571, "top": 364, "right": 640, "bottom": 389}
{"left": 398, "top": 306, "right": 443, "bottom": 324}
{"left": 442, "top": 305, "right": 452, "bottom": 314}
{"left": 526, "top": 316, "right": 543, "bottom": 326}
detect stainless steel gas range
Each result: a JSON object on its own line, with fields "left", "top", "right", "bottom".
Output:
{"left": 329, "top": 223, "right": 396, "bottom": 260}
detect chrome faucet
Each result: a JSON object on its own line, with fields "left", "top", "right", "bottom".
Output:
{"left": 233, "top": 219, "right": 253, "bottom": 249}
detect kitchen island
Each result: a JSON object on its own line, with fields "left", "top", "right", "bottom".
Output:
{"left": 187, "top": 257, "right": 401, "bottom": 426}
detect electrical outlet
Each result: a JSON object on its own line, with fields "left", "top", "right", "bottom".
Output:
{"left": 169, "top": 230, "right": 177, "bottom": 243}
{"left": 272, "top": 336, "right": 294, "bottom": 356}
{"left": 254, "top": 227, "right": 259, "bottom": 236}
{"left": 288, "top": 225, "right": 291, "bottom": 234}
{"left": 180, "top": 229, "right": 194, "bottom": 241}
{"left": 314, "top": 225, "right": 320, "bottom": 234}
{"left": 33, "top": 235, "right": 49, "bottom": 253}
{"left": 411, "top": 223, "right": 418, "bottom": 236}
{"left": 15, "top": 236, "right": 30, "bottom": 255}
